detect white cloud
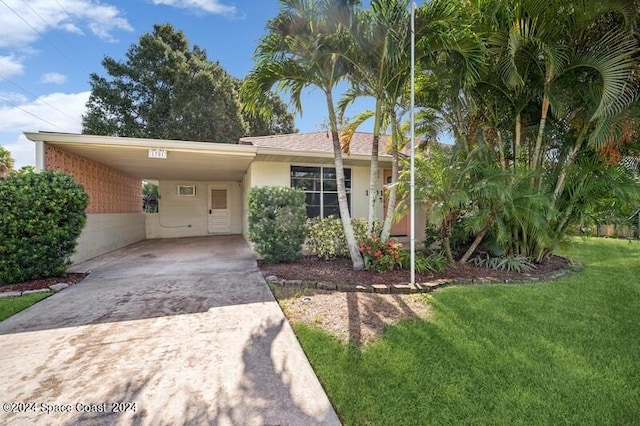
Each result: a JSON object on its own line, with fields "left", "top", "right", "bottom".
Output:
{"left": 0, "top": 0, "right": 132, "bottom": 48}
{"left": 0, "top": 91, "right": 88, "bottom": 132}
{"left": 0, "top": 55, "right": 24, "bottom": 77}
{"left": 0, "top": 91, "right": 28, "bottom": 104}
{"left": 0, "top": 91, "right": 89, "bottom": 167}
{"left": 41, "top": 72, "right": 67, "bottom": 85}
{"left": 62, "top": 22, "right": 84, "bottom": 35}
{"left": 150, "top": 0, "right": 238, "bottom": 17}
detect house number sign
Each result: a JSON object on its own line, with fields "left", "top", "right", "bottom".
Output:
{"left": 148, "top": 149, "right": 167, "bottom": 159}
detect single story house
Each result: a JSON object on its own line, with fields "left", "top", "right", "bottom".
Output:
{"left": 25, "top": 131, "right": 426, "bottom": 264}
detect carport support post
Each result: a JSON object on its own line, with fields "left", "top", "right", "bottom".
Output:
{"left": 35, "top": 140, "right": 45, "bottom": 171}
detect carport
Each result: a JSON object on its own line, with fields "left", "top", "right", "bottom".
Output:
{"left": 25, "top": 132, "right": 258, "bottom": 264}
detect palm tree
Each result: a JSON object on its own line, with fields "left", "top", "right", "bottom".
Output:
{"left": 459, "top": 0, "right": 640, "bottom": 257}
{"left": 339, "top": 0, "right": 484, "bottom": 241}
{"left": 0, "top": 147, "right": 15, "bottom": 177}
{"left": 337, "top": 0, "right": 411, "bottom": 235}
{"left": 241, "top": 0, "right": 365, "bottom": 270}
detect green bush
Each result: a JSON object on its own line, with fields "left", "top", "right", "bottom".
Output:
{"left": 471, "top": 253, "right": 535, "bottom": 273}
{"left": 248, "top": 186, "right": 307, "bottom": 263}
{"left": 0, "top": 170, "right": 89, "bottom": 285}
{"left": 306, "top": 216, "right": 381, "bottom": 259}
{"left": 414, "top": 252, "right": 446, "bottom": 273}
{"left": 359, "top": 235, "right": 404, "bottom": 273}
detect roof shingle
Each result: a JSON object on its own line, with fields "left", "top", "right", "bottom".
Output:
{"left": 240, "top": 131, "right": 393, "bottom": 157}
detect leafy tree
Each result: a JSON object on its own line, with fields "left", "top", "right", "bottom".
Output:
{"left": 142, "top": 181, "right": 159, "bottom": 213}
{"left": 84, "top": 23, "right": 291, "bottom": 143}
{"left": 242, "top": 0, "right": 365, "bottom": 270}
{"left": 0, "top": 146, "right": 14, "bottom": 177}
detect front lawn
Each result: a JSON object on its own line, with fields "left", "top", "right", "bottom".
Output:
{"left": 295, "top": 238, "right": 640, "bottom": 425}
{"left": 0, "top": 293, "right": 51, "bottom": 322}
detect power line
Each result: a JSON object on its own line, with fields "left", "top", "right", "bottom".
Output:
{"left": 1, "top": 0, "right": 52, "bottom": 45}
{"left": 0, "top": 0, "right": 91, "bottom": 75}
{"left": 53, "top": 0, "right": 75, "bottom": 24}
{"left": 20, "top": 0, "right": 85, "bottom": 74}
{"left": 0, "top": 97, "right": 66, "bottom": 131}
{"left": 0, "top": 67, "right": 79, "bottom": 122}
{"left": 20, "top": 0, "right": 54, "bottom": 28}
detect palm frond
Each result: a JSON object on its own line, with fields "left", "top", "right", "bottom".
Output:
{"left": 340, "top": 110, "right": 375, "bottom": 153}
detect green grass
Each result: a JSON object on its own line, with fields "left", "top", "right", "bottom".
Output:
{"left": 295, "top": 238, "right": 640, "bottom": 425}
{"left": 0, "top": 292, "right": 51, "bottom": 322}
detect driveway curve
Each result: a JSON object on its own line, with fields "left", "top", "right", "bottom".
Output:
{"left": 0, "top": 236, "right": 340, "bottom": 425}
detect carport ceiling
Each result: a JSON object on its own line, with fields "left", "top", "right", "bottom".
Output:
{"left": 46, "top": 142, "right": 255, "bottom": 182}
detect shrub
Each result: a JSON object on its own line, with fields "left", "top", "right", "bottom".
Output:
{"left": 471, "top": 253, "right": 535, "bottom": 273}
{"left": 359, "top": 235, "right": 404, "bottom": 273}
{"left": 395, "top": 249, "right": 447, "bottom": 274}
{"left": 306, "top": 216, "right": 345, "bottom": 259}
{"left": 424, "top": 223, "right": 441, "bottom": 249}
{"left": 142, "top": 181, "right": 159, "bottom": 213}
{"left": 0, "top": 170, "right": 89, "bottom": 285}
{"left": 306, "top": 216, "right": 382, "bottom": 259}
{"left": 414, "top": 252, "right": 447, "bottom": 273}
{"left": 424, "top": 216, "right": 472, "bottom": 256}
{"left": 248, "top": 186, "right": 307, "bottom": 263}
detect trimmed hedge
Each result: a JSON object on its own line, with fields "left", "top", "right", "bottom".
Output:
{"left": 306, "top": 216, "right": 381, "bottom": 259}
{"left": 248, "top": 186, "right": 307, "bottom": 263}
{"left": 0, "top": 170, "right": 89, "bottom": 285}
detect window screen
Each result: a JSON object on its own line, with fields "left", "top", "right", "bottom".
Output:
{"left": 291, "top": 166, "right": 351, "bottom": 218}
{"left": 211, "top": 189, "right": 227, "bottom": 209}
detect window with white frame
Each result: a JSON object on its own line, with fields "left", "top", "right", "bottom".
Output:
{"left": 290, "top": 166, "right": 351, "bottom": 218}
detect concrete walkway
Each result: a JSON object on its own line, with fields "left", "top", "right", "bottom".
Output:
{"left": 0, "top": 236, "right": 340, "bottom": 425}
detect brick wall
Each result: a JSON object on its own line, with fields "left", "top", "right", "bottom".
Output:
{"left": 45, "top": 144, "right": 142, "bottom": 214}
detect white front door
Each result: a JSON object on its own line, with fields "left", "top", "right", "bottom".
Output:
{"left": 208, "top": 185, "right": 231, "bottom": 234}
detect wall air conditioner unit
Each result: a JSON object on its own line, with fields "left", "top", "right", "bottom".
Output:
{"left": 177, "top": 185, "right": 196, "bottom": 197}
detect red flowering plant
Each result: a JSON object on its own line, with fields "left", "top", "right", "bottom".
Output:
{"left": 358, "top": 234, "right": 405, "bottom": 273}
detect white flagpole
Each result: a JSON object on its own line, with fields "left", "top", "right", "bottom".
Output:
{"left": 410, "top": 1, "right": 416, "bottom": 285}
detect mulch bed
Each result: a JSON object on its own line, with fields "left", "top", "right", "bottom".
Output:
{"left": 0, "top": 273, "right": 88, "bottom": 293}
{"left": 259, "top": 255, "right": 570, "bottom": 286}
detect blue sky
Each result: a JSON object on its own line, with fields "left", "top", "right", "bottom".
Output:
{"left": 1, "top": 0, "right": 398, "bottom": 168}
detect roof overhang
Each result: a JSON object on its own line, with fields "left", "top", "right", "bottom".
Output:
{"left": 254, "top": 148, "right": 393, "bottom": 167}
{"left": 25, "top": 132, "right": 394, "bottom": 180}
{"left": 24, "top": 132, "right": 257, "bottom": 182}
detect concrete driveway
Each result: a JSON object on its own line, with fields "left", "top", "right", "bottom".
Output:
{"left": 0, "top": 236, "right": 340, "bottom": 425}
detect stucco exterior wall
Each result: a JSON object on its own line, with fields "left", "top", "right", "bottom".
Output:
{"left": 71, "top": 213, "right": 146, "bottom": 264}
{"left": 44, "top": 144, "right": 142, "bottom": 214}
{"left": 350, "top": 165, "right": 387, "bottom": 221}
{"left": 243, "top": 160, "right": 425, "bottom": 242}
{"left": 146, "top": 180, "right": 242, "bottom": 239}
{"left": 247, "top": 161, "right": 290, "bottom": 187}
{"left": 246, "top": 161, "right": 385, "bottom": 220}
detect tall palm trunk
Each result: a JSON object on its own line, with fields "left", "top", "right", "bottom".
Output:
{"left": 442, "top": 216, "right": 455, "bottom": 263}
{"left": 513, "top": 112, "right": 521, "bottom": 171}
{"left": 550, "top": 125, "right": 589, "bottom": 214}
{"left": 532, "top": 90, "right": 550, "bottom": 171}
{"left": 367, "top": 99, "right": 383, "bottom": 235}
{"left": 380, "top": 118, "right": 400, "bottom": 241}
{"left": 496, "top": 130, "right": 507, "bottom": 171}
{"left": 326, "top": 90, "right": 365, "bottom": 270}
